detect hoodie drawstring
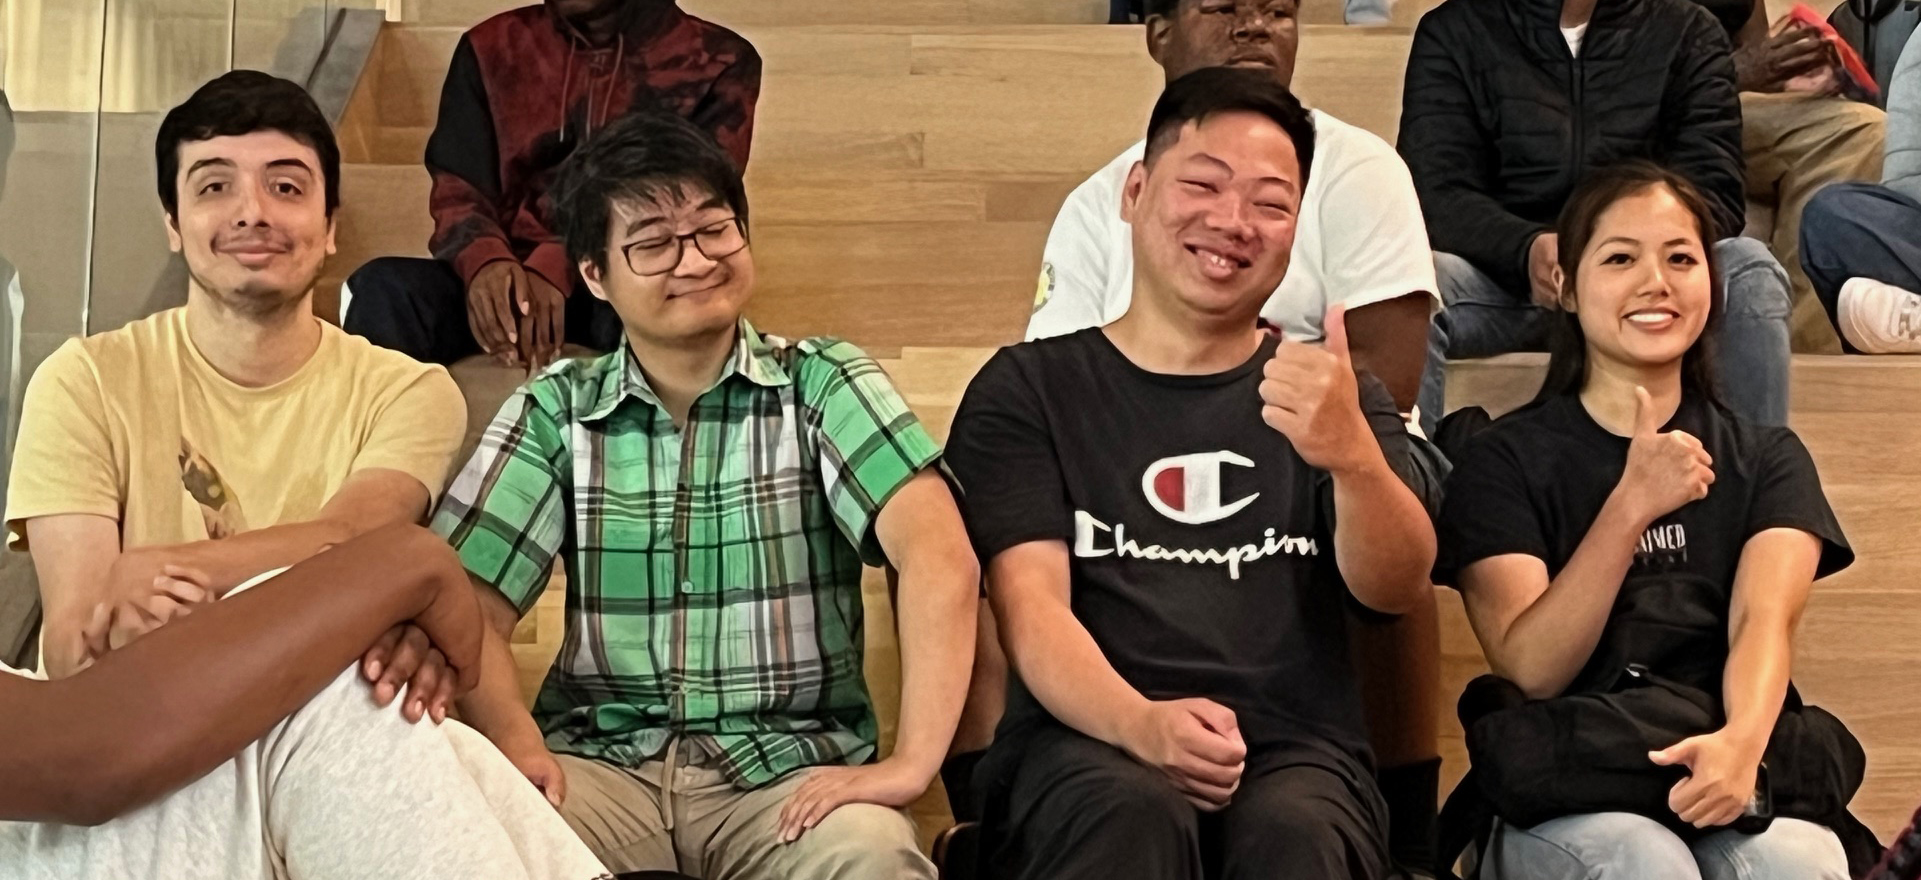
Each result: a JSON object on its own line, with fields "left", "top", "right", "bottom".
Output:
{"left": 559, "top": 31, "right": 623, "bottom": 143}
{"left": 558, "top": 41, "right": 577, "bottom": 143}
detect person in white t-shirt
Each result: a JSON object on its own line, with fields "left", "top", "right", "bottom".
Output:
{"left": 1031, "top": 0, "right": 1439, "bottom": 420}
{"left": 972, "top": 2, "right": 1447, "bottom": 871}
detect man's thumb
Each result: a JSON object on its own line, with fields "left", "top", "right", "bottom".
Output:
{"left": 1649, "top": 741, "right": 1694, "bottom": 767}
{"left": 1323, "top": 303, "right": 1351, "bottom": 362}
{"left": 1633, "top": 386, "right": 1660, "bottom": 437}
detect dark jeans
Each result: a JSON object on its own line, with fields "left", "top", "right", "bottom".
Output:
{"left": 980, "top": 720, "right": 1391, "bottom": 880}
{"left": 1800, "top": 182, "right": 1921, "bottom": 340}
{"left": 342, "top": 256, "right": 622, "bottom": 365}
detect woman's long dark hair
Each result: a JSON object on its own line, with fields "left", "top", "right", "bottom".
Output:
{"left": 1532, "top": 162, "right": 1727, "bottom": 407}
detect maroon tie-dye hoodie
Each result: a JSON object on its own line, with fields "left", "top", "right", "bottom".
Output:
{"left": 426, "top": 1, "right": 759, "bottom": 295}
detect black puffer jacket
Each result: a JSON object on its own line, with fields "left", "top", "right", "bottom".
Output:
{"left": 1398, "top": 0, "right": 1746, "bottom": 295}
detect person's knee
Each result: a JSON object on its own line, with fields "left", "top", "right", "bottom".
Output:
{"left": 1694, "top": 819, "right": 1850, "bottom": 880}
{"left": 794, "top": 804, "right": 933, "bottom": 877}
{"left": 1432, "top": 252, "right": 1485, "bottom": 308}
{"left": 1231, "top": 798, "right": 1357, "bottom": 864}
{"left": 1802, "top": 183, "right": 1881, "bottom": 235}
{"left": 1716, "top": 238, "right": 1793, "bottom": 322}
{"left": 1488, "top": 812, "right": 1698, "bottom": 880}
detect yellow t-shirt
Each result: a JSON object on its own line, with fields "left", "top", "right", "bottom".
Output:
{"left": 5, "top": 308, "right": 466, "bottom": 550}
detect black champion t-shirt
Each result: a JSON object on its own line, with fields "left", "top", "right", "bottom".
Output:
{"left": 1434, "top": 392, "right": 1852, "bottom": 696}
{"left": 945, "top": 328, "right": 1425, "bottom": 775}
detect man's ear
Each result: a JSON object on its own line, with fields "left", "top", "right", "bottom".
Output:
{"left": 579, "top": 259, "right": 611, "bottom": 303}
{"left": 164, "top": 211, "right": 183, "bottom": 254}
{"left": 1145, "top": 9, "right": 1175, "bottom": 65}
{"left": 325, "top": 216, "right": 338, "bottom": 257}
{"left": 1120, "top": 161, "right": 1149, "bottom": 225}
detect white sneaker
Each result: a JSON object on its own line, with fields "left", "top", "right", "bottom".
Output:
{"left": 1837, "top": 277, "right": 1921, "bottom": 354}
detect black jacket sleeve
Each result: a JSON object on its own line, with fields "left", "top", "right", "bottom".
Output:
{"left": 1398, "top": 14, "right": 1550, "bottom": 296}
{"left": 425, "top": 36, "right": 513, "bottom": 280}
{"left": 1659, "top": 8, "right": 1748, "bottom": 240}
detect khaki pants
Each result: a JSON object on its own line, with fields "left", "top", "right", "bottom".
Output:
{"left": 1743, "top": 92, "right": 1886, "bottom": 353}
{"left": 556, "top": 749, "right": 936, "bottom": 879}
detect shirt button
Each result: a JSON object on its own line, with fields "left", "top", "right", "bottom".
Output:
{"left": 679, "top": 580, "right": 694, "bottom": 592}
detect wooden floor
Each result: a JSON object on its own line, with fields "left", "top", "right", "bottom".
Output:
{"left": 351, "top": 0, "right": 1921, "bottom": 850}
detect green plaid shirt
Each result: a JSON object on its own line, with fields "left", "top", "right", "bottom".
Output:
{"left": 433, "top": 320, "right": 941, "bottom": 788}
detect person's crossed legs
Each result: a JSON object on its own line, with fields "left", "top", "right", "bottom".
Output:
{"left": 1, "top": 667, "right": 609, "bottom": 880}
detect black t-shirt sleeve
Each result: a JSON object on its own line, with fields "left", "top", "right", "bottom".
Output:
{"left": 944, "top": 349, "right": 1073, "bottom": 562}
{"left": 1432, "top": 431, "right": 1550, "bottom": 588}
{"left": 1744, "top": 428, "right": 1853, "bottom": 579}
{"left": 1315, "top": 373, "right": 1429, "bottom": 529}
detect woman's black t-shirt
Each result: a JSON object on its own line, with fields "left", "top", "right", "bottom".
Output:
{"left": 945, "top": 328, "right": 1429, "bottom": 778}
{"left": 1434, "top": 391, "right": 1852, "bottom": 696}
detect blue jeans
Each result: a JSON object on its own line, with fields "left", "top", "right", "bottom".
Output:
{"left": 1416, "top": 239, "right": 1793, "bottom": 436}
{"left": 1800, "top": 182, "right": 1921, "bottom": 322}
{"left": 1484, "top": 812, "right": 1849, "bottom": 880}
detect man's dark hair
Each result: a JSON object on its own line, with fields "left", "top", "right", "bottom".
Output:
{"left": 155, "top": 70, "right": 341, "bottom": 219}
{"left": 549, "top": 112, "right": 750, "bottom": 271}
{"left": 1535, "top": 161, "right": 1726, "bottom": 407}
{"left": 1143, "top": 66, "right": 1315, "bottom": 194}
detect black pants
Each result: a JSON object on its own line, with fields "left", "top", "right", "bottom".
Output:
{"left": 342, "top": 256, "right": 623, "bottom": 365}
{"left": 982, "top": 721, "right": 1392, "bottom": 880}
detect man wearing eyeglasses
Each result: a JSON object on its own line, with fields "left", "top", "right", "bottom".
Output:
{"left": 432, "top": 112, "right": 978, "bottom": 878}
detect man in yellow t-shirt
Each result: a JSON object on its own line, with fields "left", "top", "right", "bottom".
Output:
{"left": 5, "top": 72, "right": 467, "bottom": 720}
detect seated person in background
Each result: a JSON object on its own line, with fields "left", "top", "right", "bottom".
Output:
{"left": 1800, "top": 33, "right": 1921, "bottom": 353}
{"left": 7, "top": 72, "right": 467, "bottom": 724}
{"left": 1401, "top": 0, "right": 1793, "bottom": 430}
{"left": 343, "top": 0, "right": 760, "bottom": 372}
{"left": 945, "top": 69, "right": 1437, "bottom": 880}
{"left": 0, "top": 525, "right": 612, "bottom": 880}
{"left": 1435, "top": 162, "right": 1873, "bottom": 879}
{"left": 434, "top": 112, "right": 978, "bottom": 878}
{"left": 1702, "top": 0, "right": 1886, "bottom": 353}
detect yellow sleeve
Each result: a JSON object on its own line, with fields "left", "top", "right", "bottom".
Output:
{"left": 350, "top": 366, "right": 468, "bottom": 498}
{"left": 6, "top": 341, "right": 122, "bottom": 549}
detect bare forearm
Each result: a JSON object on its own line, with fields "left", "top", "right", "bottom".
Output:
{"left": 1720, "top": 623, "right": 1791, "bottom": 760}
{"left": 0, "top": 526, "right": 458, "bottom": 824}
{"left": 1496, "top": 492, "right": 1647, "bottom": 697}
{"left": 456, "top": 625, "right": 547, "bottom": 750}
{"left": 1344, "top": 294, "right": 1434, "bottom": 412}
{"left": 887, "top": 559, "right": 978, "bottom": 777}
{"left": 176, "top": 519, "right": 354, "bottom": 592}
{"left": 1330, "top": 454, "right": 1436, "bottom": 614}
{"left": 995, "top": 592, "right": 1149, "bottom": 749}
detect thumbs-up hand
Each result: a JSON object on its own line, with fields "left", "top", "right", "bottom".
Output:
{"left": 1615, "top": 386, "right": 1715, "bottom": 526}
{"left": 1259, "top": 304, "right": 1373, "bottom": 473}
{"left": 1650, "top": 731, "right": 1759, "bottom": 829}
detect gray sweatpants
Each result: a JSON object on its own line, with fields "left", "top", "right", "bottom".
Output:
{"left": 0, "top": 668, "right": 611, "bottom": 880}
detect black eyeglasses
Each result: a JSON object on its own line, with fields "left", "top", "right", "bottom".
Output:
{"left": 619, "top": 217, "right": 747, "bottom": 277}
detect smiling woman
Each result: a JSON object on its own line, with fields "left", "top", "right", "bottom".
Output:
{"left": 1432, "top": 162, "right": 1880, "bottom": 878}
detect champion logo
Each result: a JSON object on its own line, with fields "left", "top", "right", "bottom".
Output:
{"left": 1141, "top": 451, "right": 1259, "bottom": 525}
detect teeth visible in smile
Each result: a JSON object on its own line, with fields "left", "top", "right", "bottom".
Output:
{"left": 1626, "top": 313, "right": 1674, "bottom": 324}
{"left": 1200, "top": 250, "right": 1236, "bottom": 269}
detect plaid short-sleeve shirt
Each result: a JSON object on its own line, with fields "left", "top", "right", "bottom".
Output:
{"left": 433, "top": 320, "right": 941, "bottom": 789}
